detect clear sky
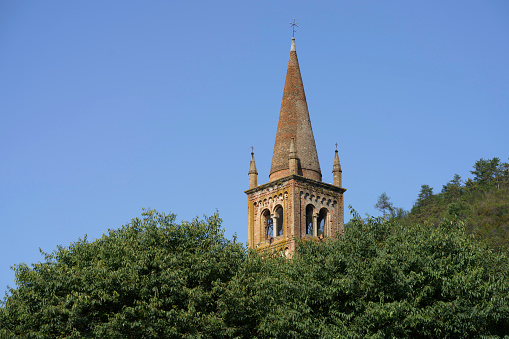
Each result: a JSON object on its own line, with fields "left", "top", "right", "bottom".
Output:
{"left": 1, "top": 1, "right": 508, "bottom": 296}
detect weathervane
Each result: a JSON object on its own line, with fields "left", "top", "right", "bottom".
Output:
{"left": 290, "top": 18, "right": 298, "bottom": 38}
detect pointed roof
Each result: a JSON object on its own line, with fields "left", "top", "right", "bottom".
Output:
{"left": 269, "top": 38, "right": 321, "bottom": 182}
{"left": 249, "top": 152, "right": 258, "bottom": 175}
{"left": 333, "top": 149, "right": 342, "bottom": 173}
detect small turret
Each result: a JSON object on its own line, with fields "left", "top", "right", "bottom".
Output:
{"left": 289, "top": 137, "right": 299, "bottom": 175}
{"left": 248, "top": 151, "right": 258, "bottom": 189}
{"left": 332, "top": 149, "right": 342, "bottom": 187}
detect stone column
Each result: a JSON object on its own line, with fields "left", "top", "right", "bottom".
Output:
{"left": 270, "top": 215, "right": 275, "bottom": 238}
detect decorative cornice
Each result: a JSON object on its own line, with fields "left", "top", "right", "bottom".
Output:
{"left": 245, "top": 174, "right": 346, "bottom": 195}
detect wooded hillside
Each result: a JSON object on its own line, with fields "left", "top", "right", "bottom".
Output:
{"left": 375, "top": 157, "right": 509, "bottom": 251}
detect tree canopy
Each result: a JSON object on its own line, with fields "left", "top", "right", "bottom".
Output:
{"left": 0, "top": 209, "right": 245, "bottom": 338}
{"left": 222, "top": 212, "right": 509, "bottom": 337}
{"left": 2, "top": 207, "right": 509, "bottom": 338}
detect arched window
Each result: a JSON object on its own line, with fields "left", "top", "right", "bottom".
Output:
{"left": 306, "top": 205, "right": 314, "bottom": 235}
{"left": 317, "top": 208, "right": 327, "bottom": 237}
{"left": 262, "top": 209, "right": 273, "bottom": 239}
{"left": 274, "top": 205, "right": 284, "bottom": 236}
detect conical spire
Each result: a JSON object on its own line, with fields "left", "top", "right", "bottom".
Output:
{"left": 248, "top": 151, "right": 258, "bottom": 189}
{"left": 333, "top": 149, "right": 342, "bottom": 187}
{"left": 249, "top": 152, "right": 258, "bottom": 174}
{"left": 333, "top": 150, "right": 341, "bottom": 172}
{"left": 269, "top": 37, "right": 321, "bottom": 182}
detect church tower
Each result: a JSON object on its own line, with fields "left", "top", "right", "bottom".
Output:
{"left": 245, "top": 37, "right": 346, "bottom": 255}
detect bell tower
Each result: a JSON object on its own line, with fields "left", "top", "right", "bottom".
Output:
{"left": 245, "top": 37, "right": 346, "bottom": 255}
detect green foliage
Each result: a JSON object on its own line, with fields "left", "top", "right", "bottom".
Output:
{"left": 471, "top": 158, "right": 503, "bottom": 188}
{"left": 2, "top": 196, "right": 509, "bottom": 337}
{"left": 412, "top": 185, "right": 435, "bottom": 215}
{"left": 389, "top": 206, "right": 408, "bottom": 219}
{"left": 441, "top": 174, "right": 463, "bottom": 198}
{"left": 404, "top": 157, "right": 509, "bottom": 251}
{"left": 374, "top": 192, "right": 393, "bottom": 217}
{"left": 373, "top": 192, "right": 408, "bottom": 220}
{"left": 220, "top": 212, "right": 509, "bottom": 337}
{"left": 0, "top": 209, "right": 245, "bottom": 338}
{"left": 417, "top": 184, "right": 434, "bottom": 202}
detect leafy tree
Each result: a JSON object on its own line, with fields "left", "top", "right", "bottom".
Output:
{"left": 465, "top": 177, "right": 475, "bottom": 189}
{"left": 374, "top": 192, "right": 393, "bottom": 217}
{"left": 501, "top": 160, "right": 509, "bottom": 181}
{"left": 411, "top": 185, "right": 436, "bottom": 218}
{"left": 494, "top": 158, "right": 509, "bottom": 190}
{"left": 389, "top": 206, "right": 408, "bottom": 219}
{"left": 0, "top": 209, "right": 245, "bottom": 338}
{"left": 450, "top": 173, "right": 462, "bottom": 186}
{"left": 471, "top": 157, "right": 503, "bottom": 188}
{"left": 3, "top": 205, "right": 509, "bottom": 337}
{"left": 441, "top": 173, "right": 462, "bottom": 197}
{"left": 220, "top": 210, "right": 509, "bottom": 337}
{"left": 416, "top": 184, "right": 433, "bottom": 205}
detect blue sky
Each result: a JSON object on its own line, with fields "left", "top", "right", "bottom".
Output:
{"left": 1, "top": 1, "right": 508, "bottom": 295}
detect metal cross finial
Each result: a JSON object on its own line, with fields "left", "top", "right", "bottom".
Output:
{"left": 290, "top": 19, "right": 298, "bottom": 38}
{"left": 335, "top": 143, "right": 338, "bottom": 151}
{"left": 251, "top": 146, "right": 254, "bottom": 153}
